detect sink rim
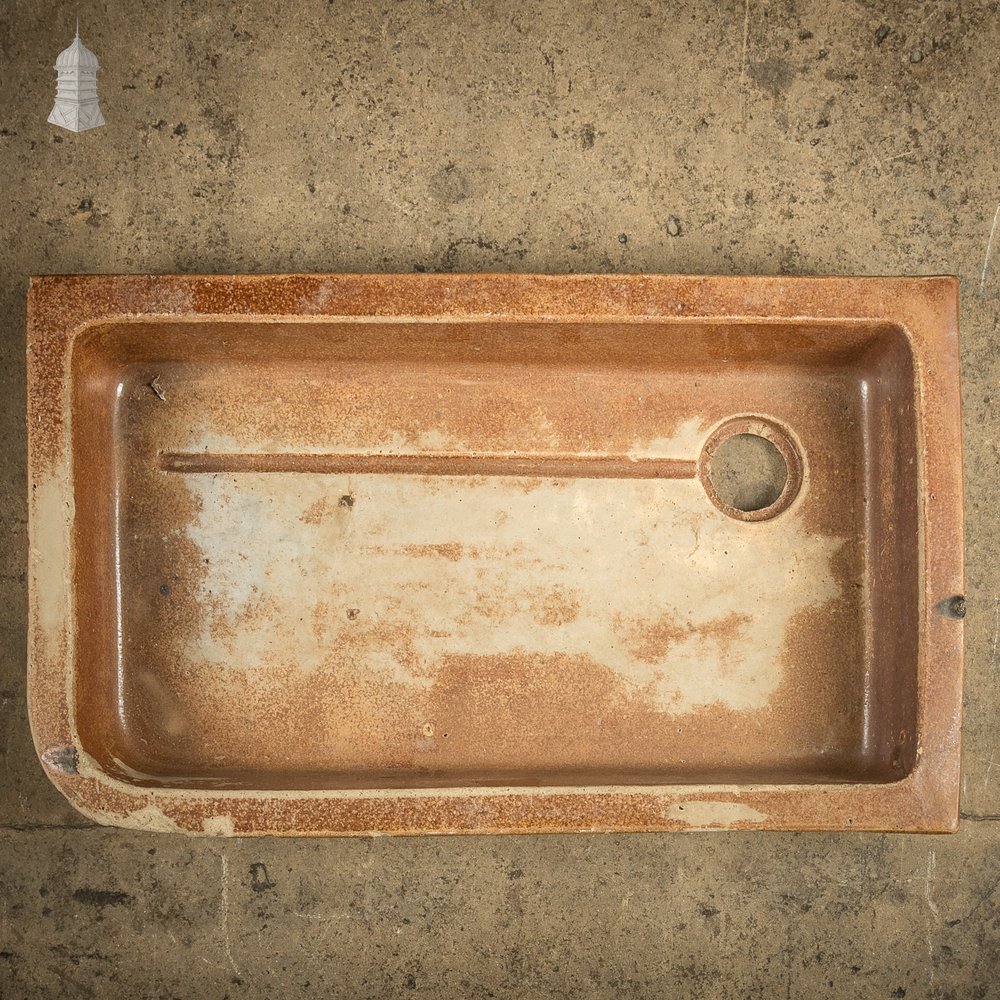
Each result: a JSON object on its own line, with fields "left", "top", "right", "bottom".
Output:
{"left": 26, "top": 272, "right": 964, "bottom": 835}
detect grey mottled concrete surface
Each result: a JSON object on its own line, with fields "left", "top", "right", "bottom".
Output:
{"left": 1, "top": 0, "right": 998, "bottom": 996}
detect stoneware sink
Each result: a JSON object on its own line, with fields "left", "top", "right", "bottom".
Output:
{"left": 27, "top": 274, "right": 964, "bottom": 835}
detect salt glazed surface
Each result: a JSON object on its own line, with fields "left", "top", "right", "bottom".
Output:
{"left": 26, "top": 274, "right": 964, "bottom": 835}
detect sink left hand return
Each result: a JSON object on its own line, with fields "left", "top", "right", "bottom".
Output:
{"left": 27, "top": 274, "right": 964, "bottom": 835}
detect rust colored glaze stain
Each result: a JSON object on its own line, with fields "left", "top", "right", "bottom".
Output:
{"left": 26, "top": 274, "right": 964, "bottom": 835}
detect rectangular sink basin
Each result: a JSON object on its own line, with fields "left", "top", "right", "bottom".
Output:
{"left": 27, "top": 274, "right": 964, "bottom": 834}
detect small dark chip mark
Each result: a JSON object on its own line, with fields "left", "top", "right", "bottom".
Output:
{"left": 42, "top": 745, "right": 79, "bottom": 774}
{"left": 891, "top": 989, "right": 906, "bottom": 998}
{"left": 0, "top": 952, "right": 15, "bottom": 961}
{"left": 936, "top": 595, "right": 966, "bottom": 619}
{"left": 875, "top": 24, "right": 891, "bottom": 45}
{"left": 508, "top": 868, "right": 524, "bottom": 880}
{"left": 173, "top": 122, "right": 188, "bottom": 136}
{"left": 405, "top": 974, "right": 417, "bottom": 990}
{"left": 798, "top": 29, "right": 813, "bottom": 41}
{"left": 249, "top": 862, "right": 275, "bottom": 893}
{"left": 617, "top": 233, "right": 628, "bottom": 244}
{"left": 338, "top": 494, "right": 355, "bottom": 508}
{"left": 347, "top": 608, "right": 360, "bottom": 620}
{"left": 154, "top": 75, "right": 164, "bottom": 88}
{"left": 72, "top": 888, "right": 135, "bottom": 908}
{"left": 149, "top": 375, "right": 166, "bottom": 401}
{"left": 159, "top": 583, "right": 171, "bottom": 596}
{"left": 699, "top": 904, "right": 720, "bottom": 918}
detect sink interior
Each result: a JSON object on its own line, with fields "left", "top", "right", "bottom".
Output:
{"left": 69, "top": 317, "right": 919, "bottom": 791}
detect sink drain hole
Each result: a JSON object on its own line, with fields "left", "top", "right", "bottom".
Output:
{"left": 708, "top": 434, "right": 787, "bottom": 512}
{"left": 699, "top": 417, "right": 803, "bottom": 522}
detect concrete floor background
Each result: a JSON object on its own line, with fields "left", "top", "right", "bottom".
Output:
{"left": 1, "top": 0, "right": 999, "bottom": 996}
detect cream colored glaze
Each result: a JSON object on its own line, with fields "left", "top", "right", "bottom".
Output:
{"left": 179, "top": 464, "right": 842, "bottom": 717}
{"left": 31, "top": 476, "right": 73, "bottom": 645}
{"left": 664, "top": 801, "right": 769, "bottom": 827}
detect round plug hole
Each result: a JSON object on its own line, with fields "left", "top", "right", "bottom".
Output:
{"left": 699, "top": 416, "right": 803, "bottom": 522}
{"left": 708, "top": 433, "right": 787, "bottom": 512}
